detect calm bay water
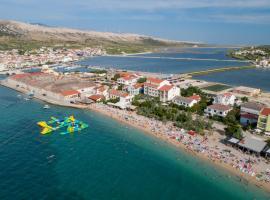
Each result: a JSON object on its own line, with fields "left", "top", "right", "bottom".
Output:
{"left": 79, "top": 48, "right": 248, "bottom": 74}
{"left": 0, "top": 86, "right": 270, "bottom": 199}
{"left": 194, "top": 68, "right": 270, "bottom": 92}
{"left": 79, "top": 48, "right": 270, "bottom": 91}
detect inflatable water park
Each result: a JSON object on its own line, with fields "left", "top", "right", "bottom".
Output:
{"left": 37, "top": 116, "right": 88, "bottom": 135}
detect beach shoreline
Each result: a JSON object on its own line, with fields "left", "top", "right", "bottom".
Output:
{"left": 87, "top": 104, "right": 270, "bottom": 193}
{"left": 1, "top": 81, "right": 270, "bottom": 193}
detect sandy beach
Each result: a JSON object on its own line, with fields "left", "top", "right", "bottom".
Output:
{"left": 87, "top": 103, "right": 270, "bottom": 192}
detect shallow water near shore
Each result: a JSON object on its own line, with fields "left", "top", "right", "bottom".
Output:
{"left": 0, "top": 85, "right": 270, "bottom": 200}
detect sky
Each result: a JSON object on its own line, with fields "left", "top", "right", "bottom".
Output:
{"left": 0, "top": 0, "right": 270, "bottom": 45}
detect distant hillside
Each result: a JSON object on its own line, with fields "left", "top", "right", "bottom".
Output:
{"left": 0, "top": 20, "right": 202, "bottom": 54}
{"left": 228, "top": 45, "right": 270, "bottom": 60}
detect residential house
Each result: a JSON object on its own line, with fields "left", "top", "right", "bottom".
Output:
{"left": 108, "top": 89, "right": 133, "bottom": 103}
{"left": 128, "top": 83, "right": 144, "bottom": 96}
{"left": 257, "top": 108, "right": 270, "bottom": 132}
{"left": 240, "top": 101, "right": 265, "bottom": 126}
{"left": 61, "top": 90, "right": 80, "bottom": 103}
{"left": 172, "top": 95, "right": 201, "bottom": 108}
{"left": 213, "top": 92, "right": 236, "bottom": 105}
{"left": 96, "top": 85, "right": 109, "bottom": 98}
{"left": 117, "top": 75, "right": 138, "bottom": 86}
{"left": 88, "top": 94, "right": 105, "bottom": 102}
{"left": 204, "top": 104, "right": 232, "bottom": 117}
{"left": 159, "top": 85, "right": 180, "bottom": 102}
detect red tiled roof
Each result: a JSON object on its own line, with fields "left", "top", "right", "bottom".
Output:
{"left": 109, "top": 89, "right": 129, "bottom": 98}
{"left": 11, "top": 72, "right": 49, "bottom": 80}
{"left": 241, "top": 113, "right": 258, "bottom": 120}
{"left": 261, "top": 108, "right": 270, "bottom": 116}
{"left": 188, "top": 95, "right": 201, "bottom": 101}
{"left": 29, "top": 72, "right": 46, "bottom": 76}
{"left": 158, "top": 85, "right": 173, "bottom": 92}
{"left": 121, "top": 75, "right": 137, "bottom": 81}
{"left": 147, "top": 77, "right": 164, "bottom": 84}
{"left": 61, "top": 90, "right": 80, "bottom": 96}
{"left": 88, "top": 94, "right": 105, "bottom": 101}
{"left": 119, "top": 72, "right": 133, "bottom": 77}
{"left": 144, "top": 82, "right": 159, "bottom": 89}
{"left": 208, "top": 104, "right": 231, "bottom": 111}
{"left": 133, "top": 83, "right": 144, "bottom": 89}
{"left": 11, "top": 73, "right": 29, "bottom": 79}
{"left": 222, "top": 92, "right": 233, "bottom": 97}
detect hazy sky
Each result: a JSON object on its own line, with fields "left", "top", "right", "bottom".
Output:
{"left": 1, "top": 0, "right": 270, "bottom": 45}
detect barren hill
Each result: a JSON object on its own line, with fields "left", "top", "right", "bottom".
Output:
{"left": 0, "top": 20, "right": 201, "bottom": 54}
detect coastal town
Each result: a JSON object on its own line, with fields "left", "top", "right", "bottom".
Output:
{"left": 0, "top": 47, "right": 106, "bottom": 73}
{"left": 1, "top": 47, "right": 270, "bottom": 191}
{"left": 230, "top": 46, "right": 270, "bottom": 68}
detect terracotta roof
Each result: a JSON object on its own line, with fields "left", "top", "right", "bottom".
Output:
{"left": 121, "top": 75, "right": 137, "bottom": 81}
{"left": 158, "top": 85, "right": 173, "bottom": 92}
{"left": 61, "top": 90, "right": 80, "bottom": 96}
{"left": 261, "top": 108, "right": 270, "bottom": 116}
{"left": 11, "top": 72, "right": 49, "bottom": 80}
{"left": 188, "top": 95, "right": 201, "bottom": 101}
{"left": 109, "top": 89, "right": 129, "bottom": 98}
{"left": 208, "top": 104, "right": 231, "bottom": 112}
{"left": 119, "top": 72, "right": 133, "bottom": 77}
{"left": 221, "top": 92, "right": 233, "bottom": 97}
{"left": 28, "top": 72, "right": 46, "bottom": 76}
{"left": 147, "top": 77, "right": 164, "bottom": 84}
{"left": 88, "top": 94, "right": 105, "bottom": 101}
{"left": 144, "top": 82, "right": 159, "bottom": 89}
{"left": 11, "top": 73, "right": 29, "bottom": 79}
{"left": 133, "top": 83, "right": 144, "bottom": 89}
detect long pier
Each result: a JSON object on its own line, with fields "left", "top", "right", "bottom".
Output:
{"left": 185, "top": 65, "right": 256, "bottom": 76}
{"left": 106, "top": 55, "right": 250, "bottom": 63}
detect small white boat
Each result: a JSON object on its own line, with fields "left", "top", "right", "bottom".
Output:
{"left": 43, "top": 105, "right": 50, "bottom": 109}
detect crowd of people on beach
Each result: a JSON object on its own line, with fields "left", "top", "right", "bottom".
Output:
{"left": 89, "top": 103, "right": 270, "bottom": 186}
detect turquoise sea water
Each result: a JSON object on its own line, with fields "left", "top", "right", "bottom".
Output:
{"left": 1, "top": 85, "right": 270, "bottom": 199}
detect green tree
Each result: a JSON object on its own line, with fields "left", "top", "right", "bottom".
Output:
{"left": 224, "top": 108, "right": 240, "bottom": 125}
{"left": 241, "top": 96, "right": 249, "bottom": 102}
{"left": 137, "top": 77, "right": 147, "bottom": 83}
{"left": 181, "top": 86, "right": 205, "bottom": 97}
{"left": 266, "top": 139, "right": 270, "bottom": 147}
{"left": 112, "top": 73, "right": 120, "bottom": 81}
{"left": 225, "top": 124, "right": 243, "bottom": 139}
{"left": 117, "top": 84, "right": 124, "bottom": 91}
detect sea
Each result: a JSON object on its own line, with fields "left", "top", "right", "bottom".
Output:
{"left": 79, "top": 48, "right": 270, "bottom": 91}
{"left": 0, "top": 80, "right": 270, "bottom": 199}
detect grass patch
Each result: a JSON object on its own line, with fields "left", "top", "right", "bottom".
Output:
{"left": 202, "top": 84, "right": 231, "bottom": 92}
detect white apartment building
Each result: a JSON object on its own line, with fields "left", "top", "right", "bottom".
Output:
{"left": 213, "top": 93, "right": 236, "bottom": 106}
{"left": 204, "top": 104, "right": 232, "bottom": 117}
{"left": 144, "top": 77, "right": 180, "bottom": 102}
